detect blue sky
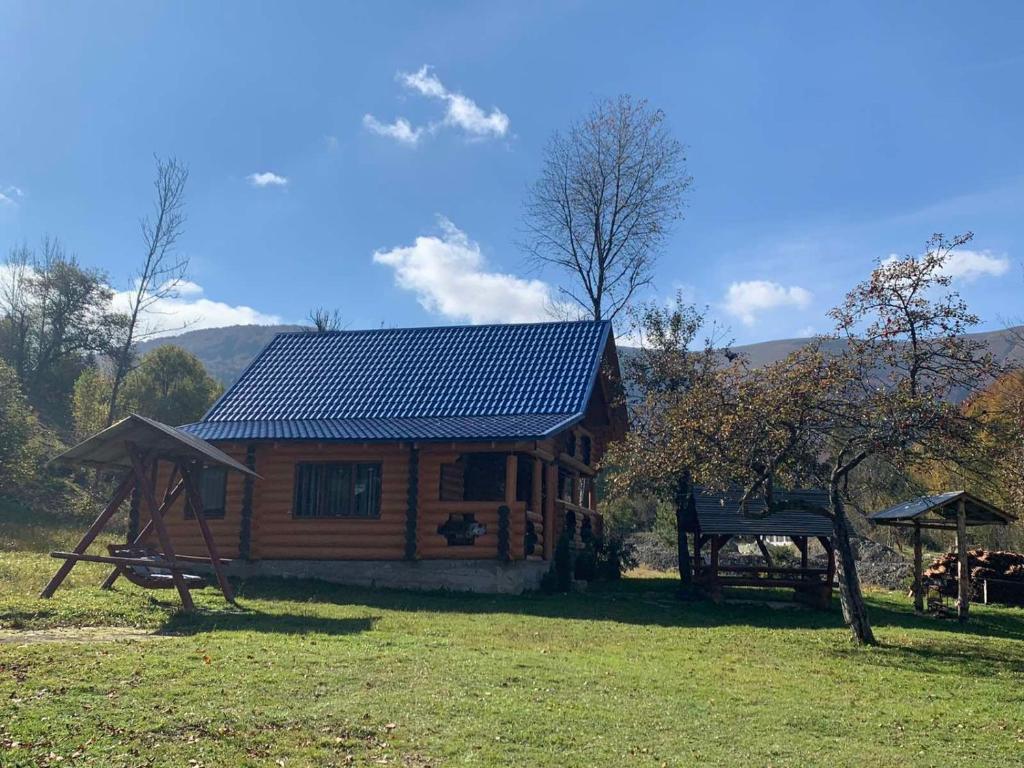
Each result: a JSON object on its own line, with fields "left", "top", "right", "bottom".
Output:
{"left": 2, "top": 1, "right": 1023, "bottom": 344}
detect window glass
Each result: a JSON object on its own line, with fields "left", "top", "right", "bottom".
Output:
{"left": 294, "top": 462, "right": 381, "bottom": 518}
{"left": 186, "top": 466, "right": 227, "bottom": 519}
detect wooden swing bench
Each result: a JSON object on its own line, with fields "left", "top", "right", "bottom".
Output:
{"left": 40, "top": 414, "right": 258, "bottom": 612}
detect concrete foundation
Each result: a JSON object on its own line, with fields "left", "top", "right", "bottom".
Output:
{"left": 224, "top": 559, "right": 551, "bottom": 594}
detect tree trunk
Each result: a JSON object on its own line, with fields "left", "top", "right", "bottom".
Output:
{"left": 674, "top": 473, "right": 693, "bottom": 584}
{"left": 829, "top": 480, "right": 876, "bottom": 645}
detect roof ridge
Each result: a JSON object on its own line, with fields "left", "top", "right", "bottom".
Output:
{"left": 269, "top": 318, "right": 610, "bottom": 339}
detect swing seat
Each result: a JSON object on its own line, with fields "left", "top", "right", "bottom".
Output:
{"left": 106, "top": 545, "right": 207, "bottom": 591}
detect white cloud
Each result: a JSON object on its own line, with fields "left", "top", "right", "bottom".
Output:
{"left": 364, "top": 65, "right": 509, "bottom": 145}
{"left": 109, "top": 281, "right": 283, "bottom": 338}
{"left": 722, "top": 280, "right": 813, "bottom": 326}
{"left": 882, "top": 248, "right": 1010, "bottom": 282}
{"left": 247, "top": 171, "right": 288, "bottom": 188}
{"left": 373, "top": 217, "right": 558, "bottom": 324}
{"left": 0, "top": 185, "right": 24, "bottom": 206}
{"left": 0, "top": 262, "right": 281, "bottom": 338}
{"left": 943, "top": 249, "right": 1010, "bottom": 280}
{"left": 362, "top": 115, "right": 423, "bottom": 146}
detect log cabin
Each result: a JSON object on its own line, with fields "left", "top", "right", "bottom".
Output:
{"left": 164, "top": 320, "right": 626, "bottom": 593}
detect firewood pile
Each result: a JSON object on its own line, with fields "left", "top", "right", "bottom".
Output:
{"left": 923, "top": 549, "right": 1024, "bottom": 605}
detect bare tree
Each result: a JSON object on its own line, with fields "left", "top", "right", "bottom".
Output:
{"left": 523, "top": 95, "right": 690, "bottom": 321}
{"left": 105, "top": 156, "right": 190, "bottom": 427}
{"left": 307, "top": 307, "right": 344, "bottom": 333}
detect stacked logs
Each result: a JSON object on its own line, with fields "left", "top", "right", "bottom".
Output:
{"left": 923, "top": 549, "right": 1024, "bottom": 604}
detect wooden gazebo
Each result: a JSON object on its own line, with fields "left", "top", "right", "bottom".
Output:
{"left": 40, "top": 414, "right": 258, "bottom": 612}
{"left": 685, "top": 487, "right": 836, "bottom": 608}
{"left": 870, "top": 491, "right": 1013, "bottom": 621}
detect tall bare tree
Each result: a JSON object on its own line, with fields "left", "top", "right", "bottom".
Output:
{"left": 307, "top": 307, "right": 344, "bottom": 333}
{"left": 104, "top": 156, "right": 190, "bottom": 427}
{"left": 523, "top": 95, "right": 690, "bottom": 321}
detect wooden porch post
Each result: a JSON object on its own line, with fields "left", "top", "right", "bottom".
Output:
{"left": 543, "top": 462, "right": 557, "bottom": 560}
{"left": 531, "top": 457, "right": 542, "bottom": 557}
{"left": 957, "top": 498, "right": 970, "bottom": 622}
{"left": 913, "top": 521, "right": 924, "bottom": 612}
{"left": 505, "top": 454, "right": 518, "bottom": 560}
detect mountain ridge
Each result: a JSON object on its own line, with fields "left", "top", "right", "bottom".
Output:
{"left": 140, "top": 323, "right": 1024, "bottom": 394}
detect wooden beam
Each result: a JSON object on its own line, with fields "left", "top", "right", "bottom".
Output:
{"left": 128, "top": 444, "right": 194, "bottom": 612}
{"left": 913, "top": 521, "right": 924, "bottom": 612}
{"left": 957, "top": 497, "right": 969, "bottom": 623}
{"left": 543, "top": 462, "right": 556, "bottom": 560}
{"left": 40, "top": 472, "right": 136, "bottom": 598}
{"left": 505, "top": 453, "right": 518, "bottom": 506}
{"left": 558, "top": 452, "right": 595, "bottom": 476}
{"left": 51, "top": 551, "right": 198, "bottom": 568}
{"left": 181, "top": 462, "right": 236, "bottom": 604}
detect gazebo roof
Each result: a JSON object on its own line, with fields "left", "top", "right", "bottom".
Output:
{"left": 688, "top": 486, "right": 834, "bottom": 538}
{"left": 870, "top": 491, "right": 1012, "bottom": 529}
{"left": 51, "top": 414, "right": 257, "bottom": 477}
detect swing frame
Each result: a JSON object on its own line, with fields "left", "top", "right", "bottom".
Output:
{"left": 40, "top": 414, "right": 259, "bottom": 612}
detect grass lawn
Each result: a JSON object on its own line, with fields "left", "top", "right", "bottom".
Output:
{"left": 2, "top": 510, "right": 1023, "bottom": 766}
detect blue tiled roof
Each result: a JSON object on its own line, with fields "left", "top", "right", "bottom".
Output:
{"left": 182, "top": 320, "right": 613, "bottom": 442}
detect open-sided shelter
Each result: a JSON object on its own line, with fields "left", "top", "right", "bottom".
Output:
{"left": 153, "top": 320, "right": 626, "bottom": 593}
{"left": 870, "top": 491, "right": 1013, "bottom": 620}
{"left": 685, "top": 487, "right": 836, "bottom": 608}
{"left": 40, "top": 414, "right": 258, "bottom": 611}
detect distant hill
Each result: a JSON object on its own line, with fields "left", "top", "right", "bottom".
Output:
{"left": 141, "top": 323, "right": 1024, "bottom": 398}
{"left": 137, "top": 324, "right": 304, "bottom": 384}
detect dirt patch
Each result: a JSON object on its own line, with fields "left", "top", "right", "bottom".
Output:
{"left": 0, "top": 627, "right": 172, "bottom": 645}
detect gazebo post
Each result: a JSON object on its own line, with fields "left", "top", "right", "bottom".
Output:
{"left": 127, "top": 443, "right": 195, "bottom": 612}
{"left": 181, "top": 460, "right": 236, "bottom": 604}
{"left": 100, "top": 469, "right": 186, "bottom": 590}
{"left": 40, "top": 472, "right": 136, "bottom": 598}
{"left": 912, "top": 521, "right": 924, "bottom": 612}
{"left": 957, "top": 497, "right": 969, "bottom": 622}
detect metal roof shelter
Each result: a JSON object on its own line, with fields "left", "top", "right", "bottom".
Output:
{"left": 684, "top": 487, "right": 836, "bottom": 609}
{"left": 180, "top": 320, "right": 626, "bottom": 443}
{"left": 689, "top": 487, "right": 833, "bottom": 538}
{"left": 870, "top": 491, "right": 1013, "bottom": 529}
{"left": 41, "top": 414, "right": 256, "bottom": 611}
{"left": 870, "top": 491, "right": 1013, "bottom": 620}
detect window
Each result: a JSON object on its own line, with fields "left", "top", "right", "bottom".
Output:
{"left": 293, "top": 462, "right": 382, "bottom": 518}
{"left": 438, "top": 453, "right": 505, "bottom": 502}
{"left": 186, "top": 466, "right": 227, "bottom": 519}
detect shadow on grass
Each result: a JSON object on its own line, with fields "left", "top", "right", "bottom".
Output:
{"left": 160, "top": 605, "right": 379, "bottom": 637}
{"left": 224, "top": 572, "right": 1024, "bottom": 642}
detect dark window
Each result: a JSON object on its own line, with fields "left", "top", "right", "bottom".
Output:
{"left": 293, "top": 462, "right": 382, "bottom": 518}
{"left": 439, "top": 453, "right": 506, "bottom": 502}
{"left": 579, "top": 435, "right": 592, "bottom": 465}
{"left": 186, "top": 466, "right": 227, "bottom": 519}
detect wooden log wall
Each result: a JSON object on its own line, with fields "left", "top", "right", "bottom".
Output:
{"left": 251, "top": 442, "right": 410, "bottom": 560}
{"left": 416, "top": 447, "right": 527, "bottom": 559}
{"left": 149, "top": 437, "right": 603, "bottom": 563}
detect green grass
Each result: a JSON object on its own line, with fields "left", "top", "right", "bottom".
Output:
{"left": 2, "top": 524, "right": 1024, "bottom": 766}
